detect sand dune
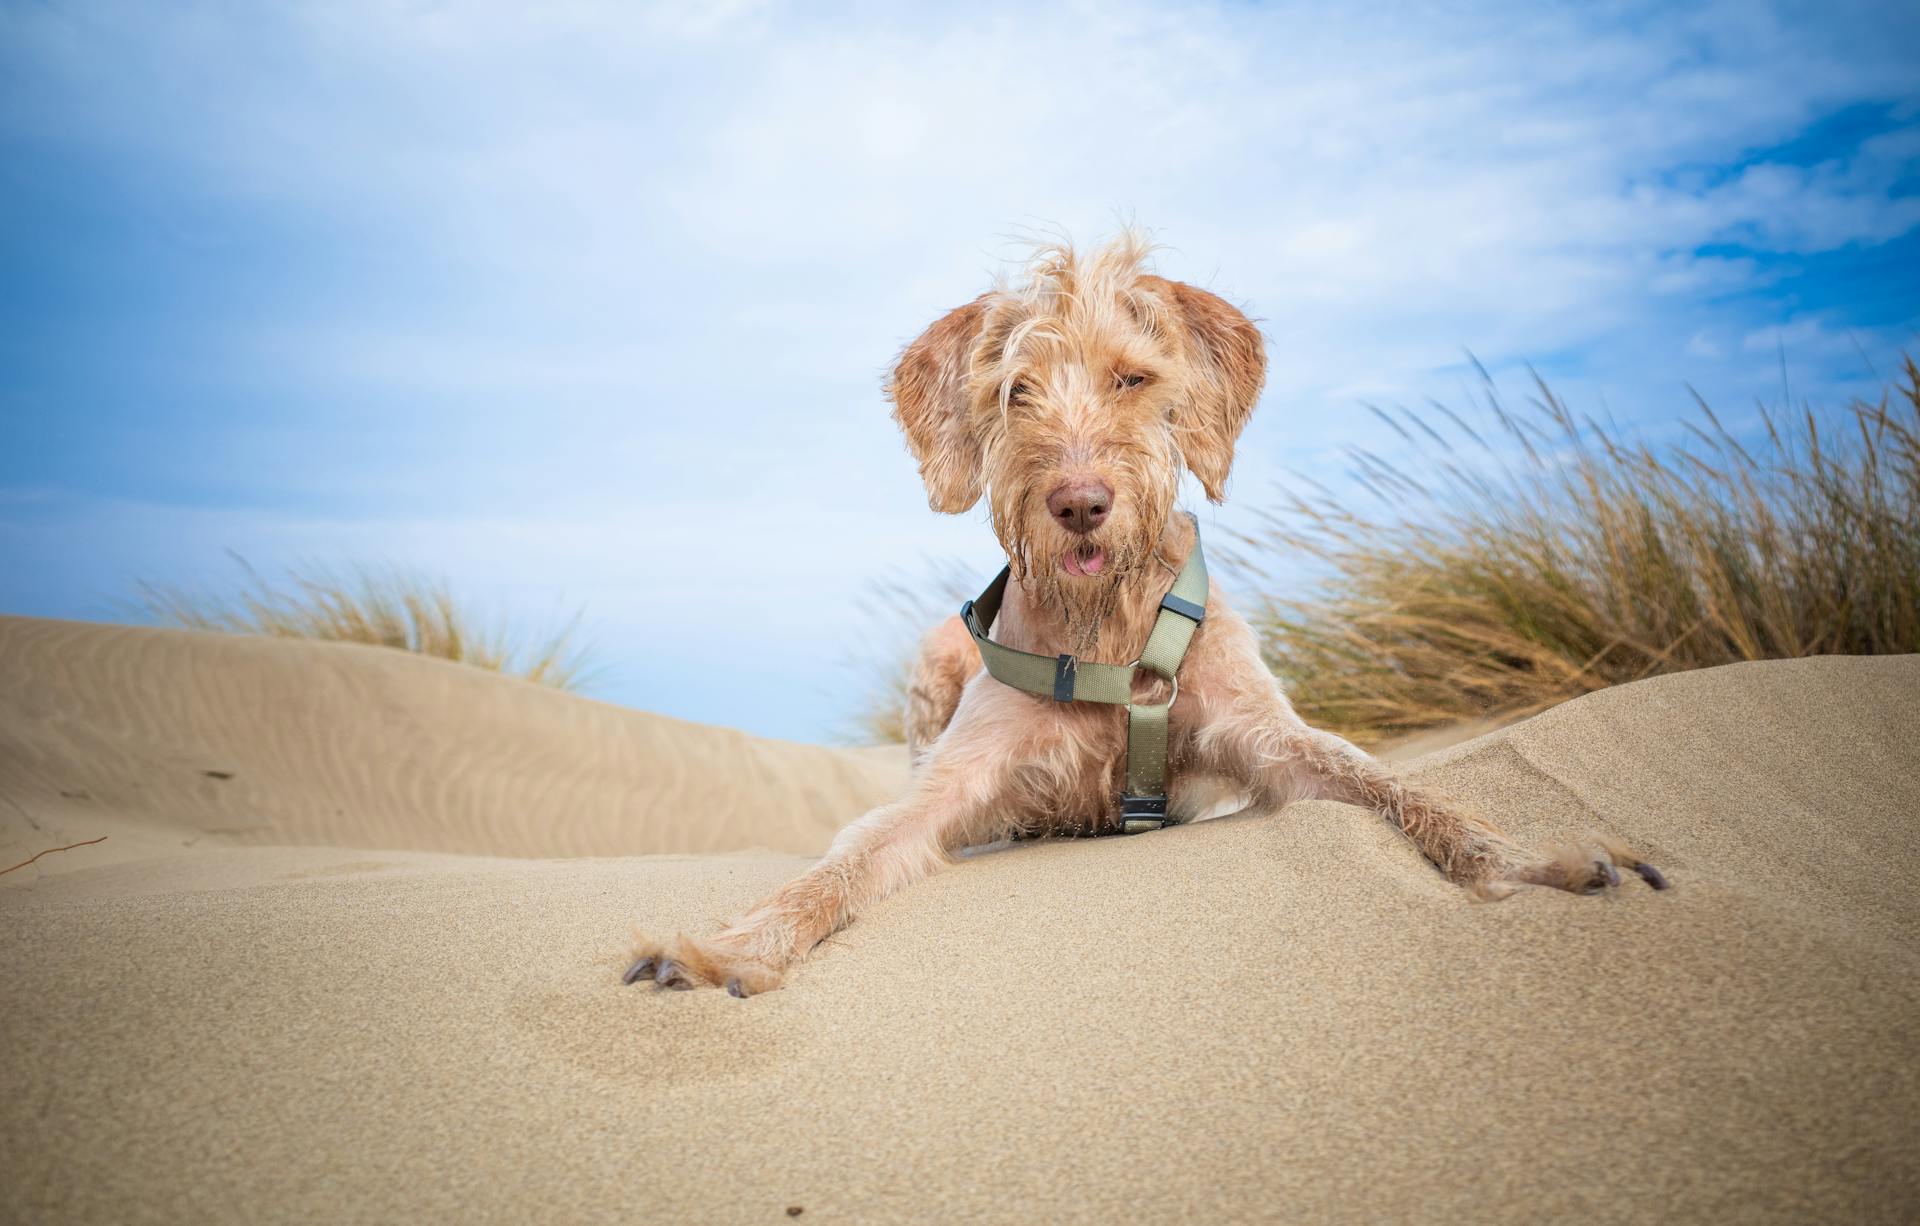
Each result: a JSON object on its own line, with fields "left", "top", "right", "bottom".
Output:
{"left": 2, "top": 619, "right": 1916, "bottom": 1223}
{"left": 0, "top": 616, "right": 905, "bottom": 872}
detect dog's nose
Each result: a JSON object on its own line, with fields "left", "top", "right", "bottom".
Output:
{"left": 1046, "top": 479, "right": 1113, "bottom": 535}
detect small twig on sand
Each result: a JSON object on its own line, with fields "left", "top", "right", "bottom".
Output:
{"left": 0, "top": 836, "right": 108, "bottom": 877}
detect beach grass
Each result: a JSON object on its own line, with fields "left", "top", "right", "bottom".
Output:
{"left": 136, "top": 555, "right": 598, "bottom": 691}
{"left": 1241, "top": 355, "right": 1919, "bottom": 745}
{"left": 841, "top": 559, "right": 982, "bottom": 745}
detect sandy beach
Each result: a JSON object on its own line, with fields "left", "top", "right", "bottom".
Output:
{"left": 3, "top": 616, "right": 1916, "bottom": 1223}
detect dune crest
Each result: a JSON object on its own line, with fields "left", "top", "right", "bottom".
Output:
{"left": 0, "top": 615, "right": 905, "bottom": 873}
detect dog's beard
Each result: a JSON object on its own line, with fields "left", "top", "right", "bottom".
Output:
{"left": 1038, "top": 562, "right": 1131, "bottom": 655}
{"left": 1007, "top": 530, "right": 1148, "bottom": 656}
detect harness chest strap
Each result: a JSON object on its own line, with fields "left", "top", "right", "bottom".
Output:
{"left": 959, "top": 523, "right": 1208, "bottom": 834}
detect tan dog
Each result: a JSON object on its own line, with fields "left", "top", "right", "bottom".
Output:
{"left": 627, "top": 232, "right": 1666, "bottom": 997}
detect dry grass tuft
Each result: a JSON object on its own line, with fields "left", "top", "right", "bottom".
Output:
{"left": 839, "top": 559, "right": 980, "bottom": 745}
{"left": 1241, "top": 356, "right": 1920, "bottom": 745}
{"left": 136, "top": 554, "right": 598, "bottom": 691}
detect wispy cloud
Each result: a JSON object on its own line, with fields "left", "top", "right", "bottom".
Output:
{"left": 2, "top": 0, "right": 1915, "bottom": 737}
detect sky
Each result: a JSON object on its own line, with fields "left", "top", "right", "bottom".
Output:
{"left": 2, "top": 0, "right": 1916, "bottom": 741}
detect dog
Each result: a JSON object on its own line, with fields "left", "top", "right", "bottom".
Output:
{"left": 626, "top": 232, "right": 1666, "bottom": 997}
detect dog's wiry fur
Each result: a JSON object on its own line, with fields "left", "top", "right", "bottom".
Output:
{"left": 628, "top": 232, "right": 1665, "bottom": 996}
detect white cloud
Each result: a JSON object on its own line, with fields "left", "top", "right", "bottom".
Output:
{"left": 1686, "top": 331, "right": 1725, "bottom": 361}
{"left": 2, "top": 0, "right": 1916, "bottom": 737}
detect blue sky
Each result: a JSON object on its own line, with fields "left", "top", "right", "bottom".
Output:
{"left": 2, "top": 0, "right": 1916, "bottom": 741}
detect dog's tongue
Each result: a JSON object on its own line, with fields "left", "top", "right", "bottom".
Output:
{"left": 1063, "top": 547, "right": 1107, "bottom": 577}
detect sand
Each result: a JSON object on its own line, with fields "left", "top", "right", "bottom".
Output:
{"left": 2, "top": 617, "right": 1916, "bottom": 1223}
{"left": 0, "top": 616, "right": 905, "bottom": 870}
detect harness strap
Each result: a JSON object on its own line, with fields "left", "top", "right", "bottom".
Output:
{"left": 959, "top": 521, "right": 1208, "bottom": 833}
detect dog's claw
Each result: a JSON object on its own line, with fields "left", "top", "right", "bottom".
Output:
{"left": 655, "top": 959, "right": 692, "bottom": 989}
{"left": 626, "top": 935, "right": 783, "bottom": 995}
{"left": 1635, "top": 862, "right": 1670, "bottom": 890}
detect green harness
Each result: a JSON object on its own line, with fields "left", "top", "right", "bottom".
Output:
{"left": 959, "top": 520, "right": 1208, "bottom": 834}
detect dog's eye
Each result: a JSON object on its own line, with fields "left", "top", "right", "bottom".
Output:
{"left": 1116, "top": 372, "right": 1148, "bottom": 390}
{"left": 1007, "top": 380, "right": 1032, "bottom": 403}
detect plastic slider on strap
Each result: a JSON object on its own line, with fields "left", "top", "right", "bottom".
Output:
{"left": 1159, "top": 592, "right": 1206, "bottom": 623}
{"left": 1119, "top": 792, "right": 1170, "bottom": 834}
{"left": 1052, "top": 654, "right": 1077, "bottom": 702}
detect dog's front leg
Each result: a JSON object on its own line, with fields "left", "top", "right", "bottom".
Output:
{"left": 1196, "top": 671, "right": 1668, "bottom": 898}
{"left": 624, "top": 729, "right": 1019, "bottom": 996}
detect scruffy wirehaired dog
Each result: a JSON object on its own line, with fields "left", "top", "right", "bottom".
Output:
{"left": 627, "top": 232, "right": 1665, "bottom": 996}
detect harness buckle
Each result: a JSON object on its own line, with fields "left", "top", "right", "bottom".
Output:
{"left": 1119, "top": 792, "right": 1171, "bottom": 834}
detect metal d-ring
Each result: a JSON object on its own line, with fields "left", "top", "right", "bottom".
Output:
{"left": 1125, "top": 658, "right": 1178, "bottom": 710}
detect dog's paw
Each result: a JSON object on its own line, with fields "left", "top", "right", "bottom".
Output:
{"left": 1478, "top": 835, "right": 1670, "bottom": 900}
{"left": 623, "top": 931, "right": 785, "bottom": 997}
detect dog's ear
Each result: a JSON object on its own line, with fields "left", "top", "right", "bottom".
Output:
{"left": 1140, "top": 276, "right": 1266, "bottom": 503}
{"left": 886, "top": 295, "right": 992, "bottom": 513}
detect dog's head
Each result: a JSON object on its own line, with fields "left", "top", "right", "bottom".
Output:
{"left": 886, "top": 233, "right": 1266, "bottom": 646}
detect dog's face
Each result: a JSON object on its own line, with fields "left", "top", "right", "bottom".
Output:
{"left": 887, "top": 234, "right": 1266, "bottom": 645}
